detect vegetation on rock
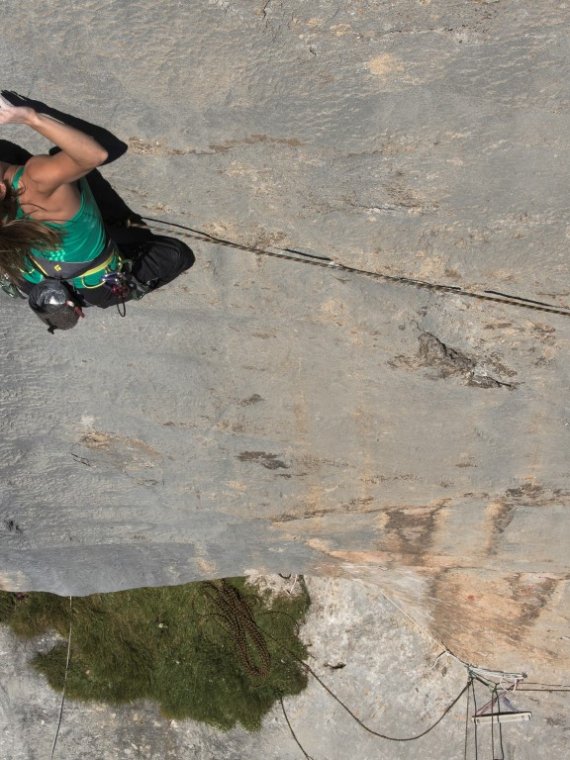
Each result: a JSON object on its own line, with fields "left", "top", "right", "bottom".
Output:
{"left": 0, "top": 576, "right": 309, "bottom": 730}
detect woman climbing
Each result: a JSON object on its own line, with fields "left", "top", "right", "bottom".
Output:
{"left": 0, "top": 93, "right": 194, "bottom": 330}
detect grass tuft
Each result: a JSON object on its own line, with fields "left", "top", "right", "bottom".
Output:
{"left": 0, "top": 577, "right": 310, "bottom": 730}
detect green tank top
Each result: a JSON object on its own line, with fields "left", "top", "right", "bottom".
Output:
{"left": 13, "top": 167, "right": 119, "bottom": 289}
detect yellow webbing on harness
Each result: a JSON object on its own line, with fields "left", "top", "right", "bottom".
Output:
{"left": 76, "top": 252, "right": 123, "bottom": 289}
{"left": 31, "top": 251, "right": 115, "bottom": 279}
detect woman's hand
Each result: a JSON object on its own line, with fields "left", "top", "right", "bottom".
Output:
{"left": 0, "top": 94, "right": 36, "bottom": 126}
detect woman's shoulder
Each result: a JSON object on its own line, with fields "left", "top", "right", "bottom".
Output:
{"left": 15, "top": 159, "right": 81, "bottom": 221}
{"left": 4, "top": 164, "right": 24, "bottom": 185}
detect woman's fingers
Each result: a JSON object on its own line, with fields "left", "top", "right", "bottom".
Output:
{"left": 1, "top": 91, "right": 26, "bottom": 108}
{"left": 0, "top": 96, "right": 34, "bottom": 125}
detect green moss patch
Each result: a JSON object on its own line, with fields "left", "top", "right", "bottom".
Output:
{"left": 0, "top": 577, "right": 310, "bottom": 730}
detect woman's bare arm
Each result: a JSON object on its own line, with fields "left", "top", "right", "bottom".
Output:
{"left": 0, "top": 95, "right": 108, "bottom": 192}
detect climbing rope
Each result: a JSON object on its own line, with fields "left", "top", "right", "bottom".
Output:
{"left": 464, "top": 676, "right": 472, "bottom": 760}
{"left": 50, "top": 596, "right": 73, "bottom": 760}
{"left": 280, "top": 695, "right": 315, "bottom": 760}
{"left": 141, "top": 216, "right": 570, "bottom": 319}
{"left": 257, "top": 620, "right": 472, "bottom": 744}
{"left": 471, "top": 678, "right": 479, "bottom": 760}
{"left": 203, "top": 580, "right": 272, "bottom": 681}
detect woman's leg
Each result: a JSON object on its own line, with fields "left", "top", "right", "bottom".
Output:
{"left": 128, "top": 235, "right": 195, "bottom": 290}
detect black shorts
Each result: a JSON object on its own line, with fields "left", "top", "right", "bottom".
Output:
{"left": 78, "top": 234, "right": 195, "bottom": 308}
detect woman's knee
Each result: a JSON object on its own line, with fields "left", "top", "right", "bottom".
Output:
{"left": 131, "top": 236, "right": 195, "bottom": 286}
{"left": 178, "top": 241, "right": 195, "bottom": 272}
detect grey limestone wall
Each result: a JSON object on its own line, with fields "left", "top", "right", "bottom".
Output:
{"left": 2, "top": 578, "right": 567, "bottom": 760}
{"left": 0, "top": 0, "right": 569, "bottom": 677}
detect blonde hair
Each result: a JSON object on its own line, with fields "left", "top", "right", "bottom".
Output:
{"left": 0, "top": 176, "right": 62, "bottom": 281}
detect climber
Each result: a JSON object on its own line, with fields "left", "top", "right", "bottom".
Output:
{"left": 0, "top": 92, "right": 194, "bottom": 330}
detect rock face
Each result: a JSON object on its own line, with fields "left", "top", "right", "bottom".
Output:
{"left": 2, "top": 578, "right": 567, "bottom": 760}
{"left": 0, "top": 0, "right": 569, "bottom": 681}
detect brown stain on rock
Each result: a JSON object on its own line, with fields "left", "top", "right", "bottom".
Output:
{"left": 430, "top": 568, "right": 561, "bottom": 664}
{"left": 273, "top": 496, "right": 383, "bottom": 524}
{"left": 209, "top": 134, "right": 304, "bottom": 153}
{"left": 127, "top": 137, "right": 187, "bottom": 156}
{"left": 81, "top": 431, "right": 161, "bottom": 460}
{"left": 484, "top": 482, "right": 570, "bottom": 555}
{"left": 71, "top": 431, "right": 166, "bottom": 487}
{"left": 429, "top": 482, "right": 568, "bottom": 662}
{"left": 237, "top": 451, "right": 289, "bottom": 470}
{"left": 484, "top": 500, "right": 516, "bottom": 555}
{"left": 504, "top": 481, "right": 567, "bottom": 505}
{"left": 288, "top": 482, "right": 570, "bottom": 669}
{"left": 278, "top": 500, "right": 457, "bottom": 571}
{"left": 366, "top": 53, "right": 404, "bottom": 79}
{"left": 514, "top": 574, "right": 559, "bottom": 630}
{"left": 382, "top": 504, "right": 447, "bottom": 565}
{"left": 239, "top": 394, "right": 264, "bottom": 406}
{"left": 77, "top": 432, "right": 164, "bottom": 481}
{"left": 128, "top": 134, "right": 303, "bottom": 156}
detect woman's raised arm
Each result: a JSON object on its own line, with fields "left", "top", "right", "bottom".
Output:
{"left": 0, "top": 94, "right": 108, "bottom": 192}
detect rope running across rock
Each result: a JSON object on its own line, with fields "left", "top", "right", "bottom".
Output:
{"left": 141, "top": 216, "right": 570, "bottom": 319}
